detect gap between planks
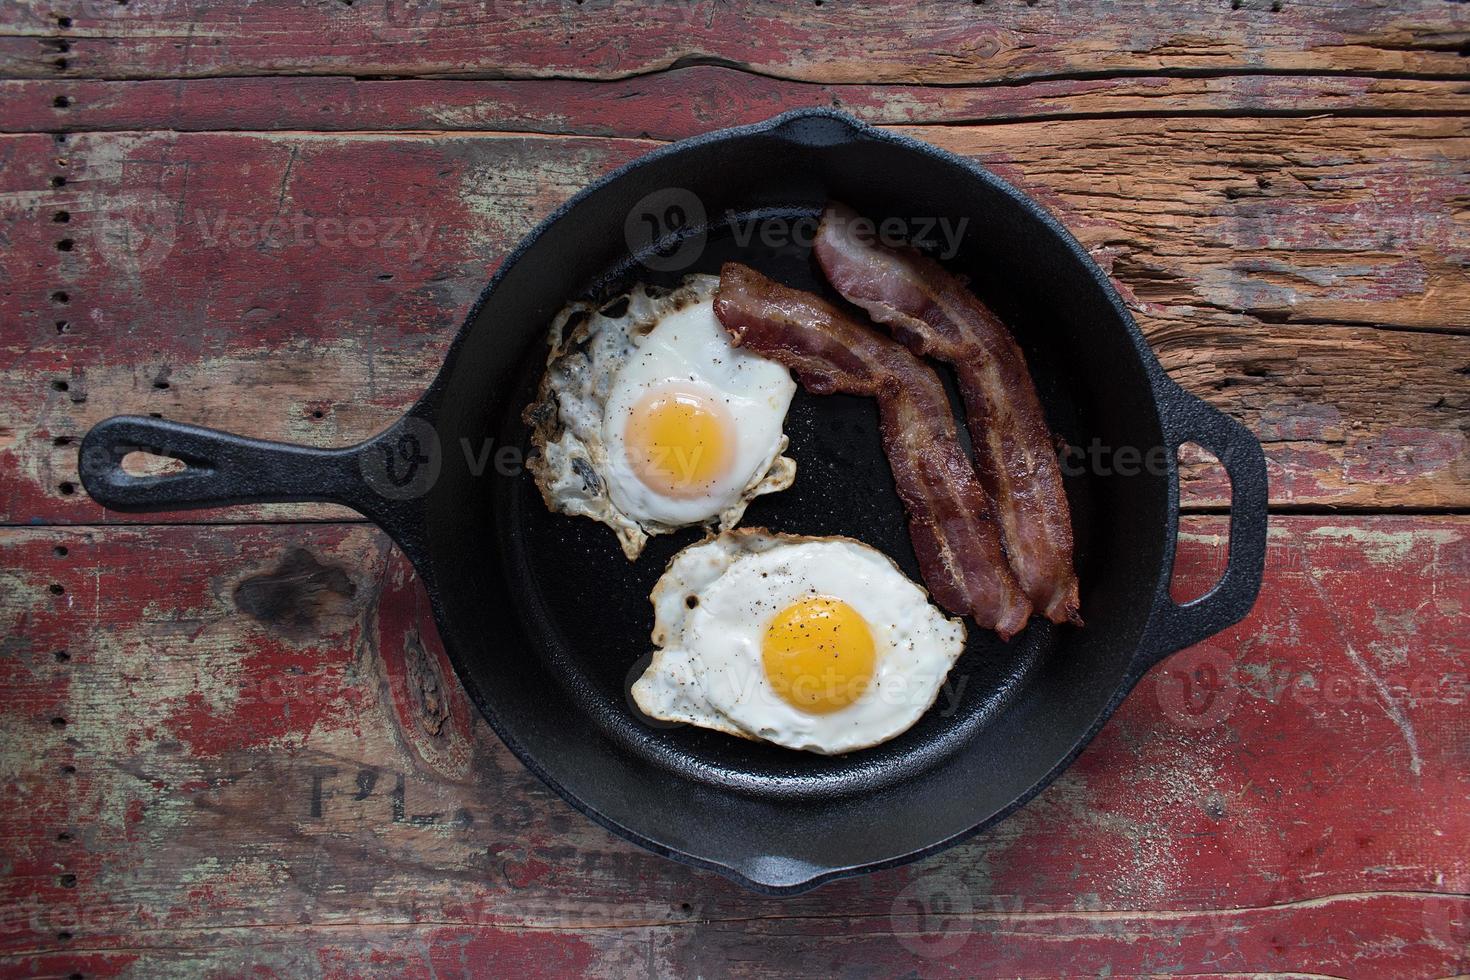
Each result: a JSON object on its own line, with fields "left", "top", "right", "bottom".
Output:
{"left": 0, "top": 888, "right": 1465, "bottom": 943}
{"left": 5, "top": 506, "right": 1470, "bottom": 531}
{"left": 9, "top": 105, "right": 1470, "bottom": 140}
{"left": 0, "top": 127, "right": 665, "bottom": 142}
{"left": 6, "top": 59, "right": 1470, "bottom": 86}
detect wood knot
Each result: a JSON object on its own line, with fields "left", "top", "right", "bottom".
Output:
{"left": 403, "top": 628, "right": 450, "bottom": 737}
{"left": 233, "top": 548, "right": 356, "bottom": 639}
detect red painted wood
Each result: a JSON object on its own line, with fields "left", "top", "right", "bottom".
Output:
{"left": 1, "top": 124, "right": 1465, "bottom": 525}
{"left": 2, "top": 4, "right": 1468, "bottom": 974}
{"left": 2, "top": 0, "right": 1465, "bottom": 82}
{"left": 5, "top": 69, "right": 1469, "bottom": 138}
{"left": 0, "top": 517, "right": 1465, "bottom": 976}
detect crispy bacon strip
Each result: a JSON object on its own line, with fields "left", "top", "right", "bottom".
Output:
{"left": 714, "top": 262, "right": 1032, "bottom": 639}
{"left": 814, "top": 202, "right": 1082, "bottom": 626}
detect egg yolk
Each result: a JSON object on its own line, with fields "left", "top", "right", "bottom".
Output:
{"left": 624, "top": 386, "right": 735, "bottom": 498}
{"left": 762, "top": 596, "right": 877, "bottom": 714}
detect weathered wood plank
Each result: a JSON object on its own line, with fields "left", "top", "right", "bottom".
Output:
{"left": 1, "top": 0, "right": 1466, "bottom": 82}
{"left": 5, "top": 68, "right": 1470, "bottom": 137}
{"left": 913, "top": 117, "right": 1470, "bottom": 332}
{"left": 2, "top": 121, "right": 1465, "bottom": 523}
{"left": 4, "top": 893, "right": 1467, "bottom": 979}
{"left": 0, "top": 516, "right": 1465, "bottom": 976}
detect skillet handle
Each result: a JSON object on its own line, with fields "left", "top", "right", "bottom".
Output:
{"left": 1138, "top": 380, "right": 1268, "bottom": 667}
{"left": 79, "top": 414, "right": 437, "bottom": 541}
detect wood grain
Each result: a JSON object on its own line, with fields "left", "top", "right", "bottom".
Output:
{"left": 1, "top": 119, "right": 1466, "bottom": 526}
{"left": 1, "top": 0, "right": 1466, "bottom": 82}
{"left": 5, "top": 68, "right": 1470, "bottom": 137}
{"left": 2, "top": 2, "right": 1468, "bottom": 973}
{"left": 0, "top": 516, "right": 1465, "bottom": 976}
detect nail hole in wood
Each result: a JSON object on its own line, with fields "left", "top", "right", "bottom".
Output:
{"left": 153, "top": 379, "right": 170, "bottom": 390}
{"left": 52, "top": 379, "right": 69, "bottom": 391}
{"left": 50, "top": 583, "right": 65, "bottom": 595}
{"left": 51, "top": 716, "right": 67, "bottom": 728}
{"left": 55, "top": 320, "right": 70, "bottom": 333}
{"left": 54, "top": 57, "right": 68, "bottom": 69}
{"left": 54, "top": 95, "right": 71, "bottom": 109}
{"left": 56, "top": 238, "right": 74, "bottom": 251}
{"left": 54, "top": 649, "right": 70, "bottom": 661}
{"left": 61, "top": 764, "right": 76, "bottom": 774}
{"left": 56, "top": 931, "right": 72, "bottom": 941}
{"left": 311, "top": 409, "right": 324, "bottom": 419}
{"left": 58, "top": 481, "right": 76, "bottom": 495}
{"left": 58, "top": 873, "right": 76, "bottom": 887}
{"left": 53, "top": 435, "right": 72, "bottom": 447}
{"left": 54, "top": 210, "right": 70, "bottom": 223}
{"left": 56, "top": 16, "right": 72, "bottom": 28}
{"left": 50, "top": 176, "right": 66, "bottom": 189}
{"left": 52, "top": 291, "right": 69, "bottom": 303}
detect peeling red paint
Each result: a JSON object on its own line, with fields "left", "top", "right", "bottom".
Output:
{"left": 1, "top": 519, "right": 1465, "bottom": 976}
{"left": 161, "top": 634, "right": 364, "bottom": 757}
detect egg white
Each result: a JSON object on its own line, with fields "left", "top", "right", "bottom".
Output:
{"left": 631, "top": 530, "right": 968, "bottom": 754}
{"left": 525, "top": 276, "right": 797, "bottom": 559}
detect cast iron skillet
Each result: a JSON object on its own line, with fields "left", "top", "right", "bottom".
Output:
{"left": 81, "top": 109, "right": 1267, "bottom": 894}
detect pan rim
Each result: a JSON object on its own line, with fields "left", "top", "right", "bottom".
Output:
{"left": 411, "top": 107, "right": 1179, "bottom": 892}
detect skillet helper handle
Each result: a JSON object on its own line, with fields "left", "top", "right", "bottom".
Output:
{"left": 1141, "top": 381, "right": 1269, "bottom": 663}
{"left": 79, "top": 415, "right": 436, "bottom": 537}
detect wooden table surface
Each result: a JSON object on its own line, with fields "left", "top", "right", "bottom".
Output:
{"left": 2, "top": 2, "right": 1468, "bottom": 977}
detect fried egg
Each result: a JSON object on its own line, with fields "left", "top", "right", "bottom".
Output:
{"left": 631, "top": 529, "right": 968, "bottom": 754}
{"left": 525, "top": 276, "right": 797, "bottom": 559}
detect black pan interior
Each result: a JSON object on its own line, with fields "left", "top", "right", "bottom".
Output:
{"left": 493, "top": 214, "right": 1075, "bottom": 798}
{"left": 417, "top": 116, "right": 1173, "bottom": 886}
